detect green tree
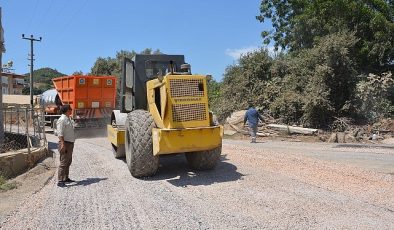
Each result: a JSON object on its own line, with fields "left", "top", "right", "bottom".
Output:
{"left": 271, "top": 32, "right": 358, "bottom": 127}
{"left": 257, "top": 0, "right": 394, "bottom": 72}
{"left": 216, "top": 49, "right": 273, "bottom": 120}
{"left": 22, "top": 87, "right": 44, "bottom": 95}
{"left": 90, "top": 57, "right": 118, "bottom": 76}
{"left": 355, "top": 72, "right": 394, "bottom": 121}
{"left": 207, "top": 78, "right": 221, "bottom": 109}
{"left": 140, "top": 48, "right": 162, "bottom": 55}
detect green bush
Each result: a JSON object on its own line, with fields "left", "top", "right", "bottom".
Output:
{"left": 214, "top": 31, "right": 392, "bottom": 128}
{"left": 0, "top": 174, "right": 18, "bottom": 191}
{"left": 270, "top": 91, "right": 303, "bottom": 124}
{"left": 355, "top": 72, "right": 394, "bottom": 122}
{"left": 0, "top": 174, "right": 5, "bottom": 186}
{"left": 216, "top": 49, "right": 273, "bottom": 121}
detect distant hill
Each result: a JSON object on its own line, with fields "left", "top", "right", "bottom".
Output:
{"left": 24, "top": 68, "right": 65, "bottom": 90}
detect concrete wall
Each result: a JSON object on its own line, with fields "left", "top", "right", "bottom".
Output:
{"left": 0, "top": 147, "right": 49, "bottom": 178}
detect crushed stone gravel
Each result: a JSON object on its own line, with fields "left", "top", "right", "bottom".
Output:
{"left": 1, "top": 136, "right": 393, "bottom": 229}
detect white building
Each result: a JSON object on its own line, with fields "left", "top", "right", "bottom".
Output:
{"left": 1, "top": 72, "right": 26, "bottom": 95}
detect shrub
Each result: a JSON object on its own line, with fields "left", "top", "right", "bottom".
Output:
{"left": 355, "top": 72, "right": 394, "bottom": 122}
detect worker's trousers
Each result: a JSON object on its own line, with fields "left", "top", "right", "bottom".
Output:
{"left": 58, "top": 141, "right": 74, "bottom": 181}
{"left": 249, "top": 125, "right": 258, "bottom": 143}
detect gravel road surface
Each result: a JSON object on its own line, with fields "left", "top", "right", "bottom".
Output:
{"left": 1, "top": 134, "right": 393, "bottom": 229}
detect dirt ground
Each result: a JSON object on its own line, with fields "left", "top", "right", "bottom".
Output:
{"left": 0, "top": 156, "right": 56, "bottom": 223}
{"left": 0, "top": 133, "right": 393, "bottom": 229}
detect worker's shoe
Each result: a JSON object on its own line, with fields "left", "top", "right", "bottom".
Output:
{"left": 57, "top": 181, "right": 66, "bottom": 187}
{"left": 64, "top": 178, "right": 75, "bottom": 183}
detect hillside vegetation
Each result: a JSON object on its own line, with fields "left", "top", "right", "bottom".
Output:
{"left": 212, "top": 0, "right": 394, "bottom": 128}
{"left": 22, "top": 68, "right": 65, "bottom": 94}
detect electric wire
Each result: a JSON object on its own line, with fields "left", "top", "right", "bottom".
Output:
{"left": 25, "top": 0, "right": 41, "bottom": 34}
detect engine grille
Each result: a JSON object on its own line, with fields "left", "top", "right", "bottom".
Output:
{"left": 172, "top": 103, "right": 207, "bottom": 122}
{"left": 169, "top": 79, "right": 204, "bottom": 98}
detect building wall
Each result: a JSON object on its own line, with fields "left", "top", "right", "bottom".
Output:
{"left": 1, "top": 75, "right": 25, "bottom": 95}
{"left": 2, "top": 77, "right": 8, "bottom": 94}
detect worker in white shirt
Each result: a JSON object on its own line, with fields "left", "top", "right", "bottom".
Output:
{"left": 56, "top": 104, "right": 76, "bottom": 187}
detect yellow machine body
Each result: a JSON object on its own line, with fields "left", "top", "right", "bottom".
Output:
{"left": 152, "top": 126, "right": 223, "bottom": 155}
{"left": 146, "top": 74, "right": 222, "bottom": 155}
{"left": 107, "top": 124, "right": 125, "bottom": 146}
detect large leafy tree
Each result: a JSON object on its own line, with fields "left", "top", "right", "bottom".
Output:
{"left": 207, "top": 78, "right": 221, "bottom": 108}
{"left": 269, "top": 32, "right": 359, "bottom": 127}
{"left": 216, "top": 49, "right": 273, "bottom": 120}
{"left": 256, "top": 0, "right": 394, "bottom": 72}
{"left": 90, "top": 57, "right": 118, "bottom": 76}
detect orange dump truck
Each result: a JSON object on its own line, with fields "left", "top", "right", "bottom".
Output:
{"left": 41, "top": 75, "right": 117, "bottom": 130}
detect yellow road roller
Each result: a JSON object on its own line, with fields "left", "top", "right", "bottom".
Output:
{"left": 108, "top": 54, "right": 222, "bottom": 177}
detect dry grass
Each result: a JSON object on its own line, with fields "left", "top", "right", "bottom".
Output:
{"left": 0, "top": 174, "right": 18, "bottom": 191}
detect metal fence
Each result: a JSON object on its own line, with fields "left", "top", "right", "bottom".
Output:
{"left": 1, "top": 107, "right": 47, "bottom": 153}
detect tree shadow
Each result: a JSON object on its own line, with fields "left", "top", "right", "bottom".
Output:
{"left": 145, "top": 154, "right": 244, "bottom": 187}
{"left": 66, "top": 177, "right": 108, "bottom": 187}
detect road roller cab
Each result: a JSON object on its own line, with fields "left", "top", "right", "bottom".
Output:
{"left": 107, "top": 54, "right": 223, "bottom": 177}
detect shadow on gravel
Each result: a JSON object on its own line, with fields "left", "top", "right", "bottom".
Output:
{"left": 146, "top": 154, "right": 244, "bottom": 187}
{"left": 335, "top": 143, "right": 394, "bottom": 149}
{"left": 67, "top": 177, "right": 108, "bottom": 187}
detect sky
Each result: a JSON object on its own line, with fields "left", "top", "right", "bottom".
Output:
{"left": 1, "top": 0, "right": 270, "bottom": 81}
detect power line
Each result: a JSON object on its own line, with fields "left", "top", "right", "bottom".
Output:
{"left": 25, "top": 0, "right": 41, "bottom": 33}
{"left": 35, "top": 0, "right": 54, "bottom": 33}
{"left": 57, "top": 0, "right": 88, "bottom": 39}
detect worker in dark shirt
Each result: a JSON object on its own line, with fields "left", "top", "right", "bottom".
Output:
{"left": 243, "top": 103, "right": 264, "bottom": 143}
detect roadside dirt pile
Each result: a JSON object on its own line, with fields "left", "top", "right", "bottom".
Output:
{"left": 327, "top": 117, "right": 394, "bottom": 143}
{"left": 223, "top": 110, "right": 315, "bottom": 138}
{"left": 372, "top": 118, "right": 394, "bottom": 133}
{"left": 223, "top": 111, "right": 393, "bottom": 144}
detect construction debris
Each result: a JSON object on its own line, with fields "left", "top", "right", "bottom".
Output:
{"left": 223, "top": 110, "right": 393, "bottom": 143}
{"left": 224, "top": 110, "right": 318, "bottom": 137}
{"left": 266, "top": 124, "right": 318, "bottom": 135}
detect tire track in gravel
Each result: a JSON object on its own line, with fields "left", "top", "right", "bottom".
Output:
{"left": 1, "top": 138, "right": 144, "bottom": 230}
{"left": 79, "top": 138, "right": 266, "bottom": 229}
{"left": 223, "top": 143, "right": 394, "bottom": 211}
{"left": 82, "top": 139, "right": 246, "bottom": 229}
{"left": 220, "top": 142, "right": 394, "bottom": 228}
{"left": 69, "top": 139, "right": 150, "bottom": 230}
{"left": 2, "top": 136, "right": 393, "bottom": 229}
{"left": 80, "top": 138, "right": 219, "bottom": 229}
{"left": 152, "top": 146, "right": 394, "bottom": 229}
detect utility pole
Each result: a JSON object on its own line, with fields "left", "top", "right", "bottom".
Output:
{"left": 0, "top": 7, "right": 4, "bottom": 145}
{"left": 22, "top": 34, "right": 41, "bottom": 110}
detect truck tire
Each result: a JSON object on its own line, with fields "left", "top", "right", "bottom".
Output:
{"left": 125, "top": 110, "right": 159, "bottom": 177}
{"left": 185, "top": 146, "right": 221, "bottom": 170}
